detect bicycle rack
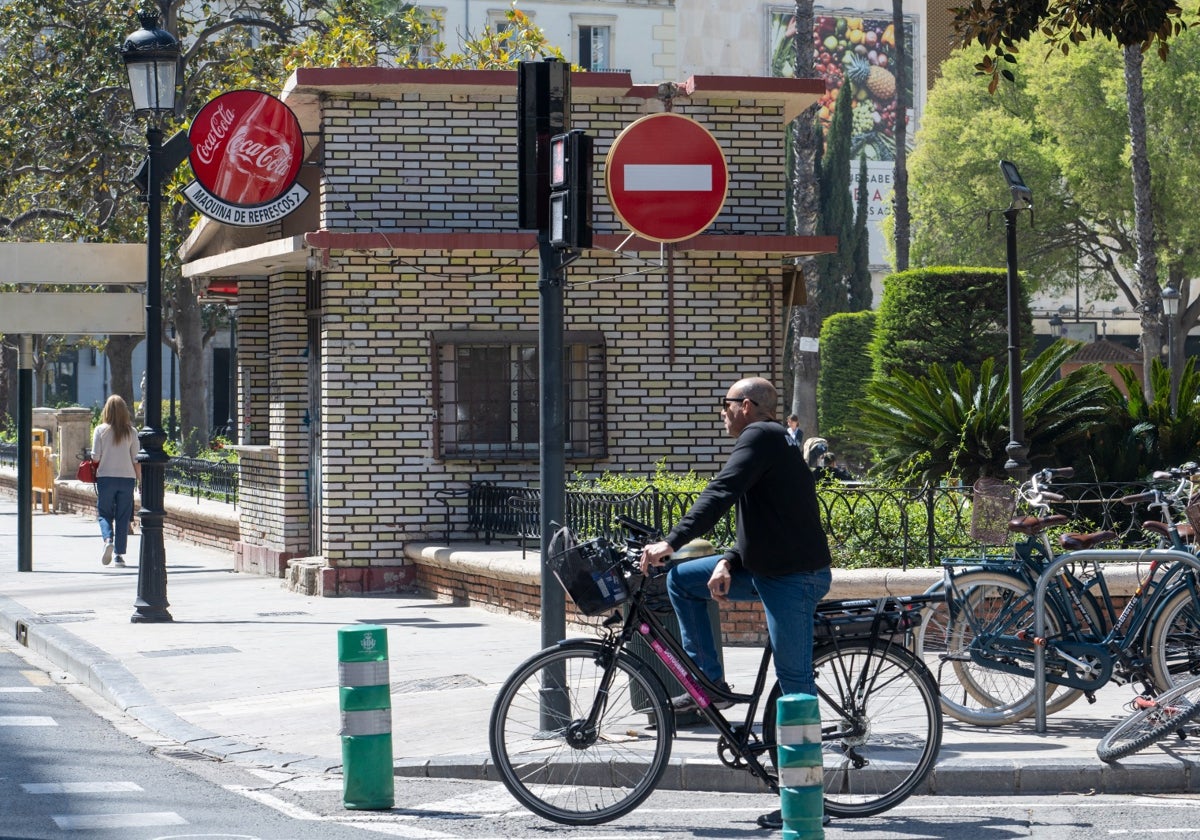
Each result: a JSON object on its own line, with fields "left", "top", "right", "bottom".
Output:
{"left": 1032, "top": 548, "right": 1200, "bottom": 732}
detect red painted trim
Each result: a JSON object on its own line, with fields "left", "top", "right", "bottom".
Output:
{"left": 303, "top": 230, "right": 836, "bottom": 255}
{"left": 288, "top": 67, "right": 823, "bottom": 99}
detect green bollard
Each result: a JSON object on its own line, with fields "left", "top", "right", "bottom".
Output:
{"left": 777, "top": 693, "right": 823, "bottom": 840}
{"left": 339, "top": 624, "right": 394, "bottom": 810}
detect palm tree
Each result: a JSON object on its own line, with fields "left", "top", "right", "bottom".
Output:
{"left": 852, "top": 340, "right": 1117, "bottom": 485}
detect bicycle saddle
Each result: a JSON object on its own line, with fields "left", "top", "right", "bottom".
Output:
{"left": 1008, "top": 514, "right": 1069, "bottom": 535}
{"left": 1058, "top": 530, "right": 1118, "bottom": 550}
{"left": 1142, "top": 520, "right": 1196, "bottom": 543}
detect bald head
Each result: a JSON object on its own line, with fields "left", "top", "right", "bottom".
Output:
{"left": 731, "top": 377, "right": 778, "bottom": 421}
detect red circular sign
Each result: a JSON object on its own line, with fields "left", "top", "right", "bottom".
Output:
{"left": 188, "top": 90, "right": 304, "bottom": 208}
{"left": 605, "top": 113, "right": 729, "bottom": 243}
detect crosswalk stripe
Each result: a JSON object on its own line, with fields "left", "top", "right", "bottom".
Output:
{"left": 0, "top": 715, "right": 56, "bottom": 726}
{"left": 51, "top": 811, "right": 187, "bottom": 830}
{"left": 23, "top": 782, "right": 144, "bottom": 794}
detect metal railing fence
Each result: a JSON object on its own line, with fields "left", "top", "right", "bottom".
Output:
{"left": 448, "top": 479, "right": 1170, "bottom": 570}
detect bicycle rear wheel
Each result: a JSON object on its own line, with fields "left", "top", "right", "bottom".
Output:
{"left": 1097, "top": 676, "right": 1200, "bottom": 762}
{"left": 488, "top": 640, "right": 672, "bottom": 825}
{"left": 765, "top": 641, "right": 942, "bottom": 818}
{"left": 1147, "top": 583, "right": 1200, "bottom": 690}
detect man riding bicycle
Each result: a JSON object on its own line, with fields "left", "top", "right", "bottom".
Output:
{"left": 639, "top": 377, "right": 833, "bottom": 830}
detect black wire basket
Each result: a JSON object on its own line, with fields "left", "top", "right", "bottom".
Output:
{"left": 548, "top": 534, "right": 629, "bottom": 616}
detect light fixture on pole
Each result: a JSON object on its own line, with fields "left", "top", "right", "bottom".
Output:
{"left": 1048, "top": 313, "right": 1065, "bottom": 338}
{"left": 998, "top": 160, "right": 1033, "bottom": 479}
{"left": 1162, "top": 285, "right": 1181, "bottom": 416}
{"left": 122, "top": 8, "right": 179, "bottom": 623}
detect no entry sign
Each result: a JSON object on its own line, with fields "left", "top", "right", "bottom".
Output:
{"left": 605, "top": 113, "right": 729, "bottom": 243}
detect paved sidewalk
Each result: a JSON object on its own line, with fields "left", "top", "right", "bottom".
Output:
{"left": 0, "top": 499, "right": 1197, "bottom": 796}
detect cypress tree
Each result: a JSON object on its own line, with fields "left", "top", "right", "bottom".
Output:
{"left": 849, "top": 153, "right": 872, "bottom": 310}
{"left": 817, "top": 82, "right": 854, "bottom": 317}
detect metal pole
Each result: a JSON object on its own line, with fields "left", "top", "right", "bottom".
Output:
{"left": 168, "top": 323, "right": 177, "bottom": 441}
{"left": 1168, "top": 315, "right": 1177, "bottom": 417}
{"left": 132, "top": 123, "right": 172, "bottom": 623}
{"left": 539, "top": 232, "right": 566, "bottom": 649}
{"left": 1003, "top": 207, "right": 1029, "bottom": 480}
{"left": 17, "top": 335, "right": 32, "bottom": 572}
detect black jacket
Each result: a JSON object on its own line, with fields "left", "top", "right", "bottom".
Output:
{"left": 665, "top": 421, "right": 832, "bottom": 577}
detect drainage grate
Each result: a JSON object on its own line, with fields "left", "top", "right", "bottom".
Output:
{"left": 141, "top": 646, "right": 241, "bottom": 658}
{"left": 391, "top": 674, "right": 485, "bottom": 694}
{"left": 158, "top": 748, "right": 215, "bottom": 761}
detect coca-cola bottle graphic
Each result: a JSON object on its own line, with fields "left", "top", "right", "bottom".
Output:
{"left": 207, "top": 92, "right": 300, "bottom": 206}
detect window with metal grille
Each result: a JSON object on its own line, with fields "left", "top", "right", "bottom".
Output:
{"left": 433, "top": 331, "right": 607, "bottom": 460}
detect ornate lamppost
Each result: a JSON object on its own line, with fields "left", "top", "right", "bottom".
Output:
{"left": 121, "top": 9, "right": 179, "bottom": 623}
{"left": 1163, "top": 285, "right": 1180, "bottom": 417}
{"left": 999, "top": 160, "right": 1033, "bottom": 479}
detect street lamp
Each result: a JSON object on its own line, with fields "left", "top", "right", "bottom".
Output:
{"left": 1163, "top": 285, "right": 1181, "bottom": 416}
{"left": 122, "top": 9, "right": 179, "bottom": 623}
{"left": 1000, "top": 160, "right": 1033, "bottom": 479}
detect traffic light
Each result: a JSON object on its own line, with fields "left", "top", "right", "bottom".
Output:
{"left": 516, "top": 60, "right": 569, "bottom": 231}
{"left": 548, "top": 129, "right": 593, "bottom": 250}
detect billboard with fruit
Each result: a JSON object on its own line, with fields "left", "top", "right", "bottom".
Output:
{"left": 768, "top": 7, "right": 917, "bottom": 267}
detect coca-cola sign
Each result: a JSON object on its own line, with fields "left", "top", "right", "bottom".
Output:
{"left": 184, "top": 90, "right": 308, "bottom": 227}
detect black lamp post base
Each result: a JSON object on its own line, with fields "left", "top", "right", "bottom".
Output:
{"left": 131, "top": 606, "right": 173, "bottom": 623}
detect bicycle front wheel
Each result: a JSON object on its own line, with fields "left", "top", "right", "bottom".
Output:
{"left": 765, "top": 641, "right": 943, "bottom": 818}
{"left": 488, "top": 640, "right": 673, "bottom": 825}
{"left": 1148, "top": 583, "right": 1200, "bottom": 690}
{"left": 1097, "top": 676, "right": 1200, "bottom": 762}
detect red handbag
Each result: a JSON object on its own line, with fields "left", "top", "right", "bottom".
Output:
{"left": 76, "top": 459, "right": 98, "bottom": 483}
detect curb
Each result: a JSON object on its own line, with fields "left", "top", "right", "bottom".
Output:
{"left": 0, "top": 592, "right": 337, "bottom": 774}
{"left": 4, "top": 591, "right": 1197, "bottom": 796}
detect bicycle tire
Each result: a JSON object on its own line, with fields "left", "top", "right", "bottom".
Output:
{"left": 488, "top": 640, "right": 673, "bottom": 826}
{"left": 763, "top": 641, "right": 943, "bottom": 819}
{"left": 1096, "top": 676, "right": 1200, "bottom": 762}
{"left": 916, "top": 573, "right": 1082, "bottom": 726}
{"left": 1147, "top": 582, "right": 1200, "bottom": 690}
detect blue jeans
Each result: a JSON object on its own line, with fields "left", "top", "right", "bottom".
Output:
{"left": 666, "top": 556, "right": 832, "bottom": 696}
{"left": 96, "top": 477, "right": 137, "bottom": 556}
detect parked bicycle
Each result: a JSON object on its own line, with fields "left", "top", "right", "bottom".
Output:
{"left": 1097, "top": 672, "right": 1200, "bottom": 762}
{"left": 916, "top": 467, "right": 1200, "bottom": 728}
{"left": 488, "top": 516, "right": 943, "bottom": 825}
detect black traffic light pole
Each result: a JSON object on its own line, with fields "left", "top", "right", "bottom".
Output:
{"left": 517, "top": 59, "right": 594, "bottom": 651}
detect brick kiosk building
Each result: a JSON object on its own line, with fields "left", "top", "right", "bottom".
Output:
{"left": 179, "top": 67, "right": 833, "bottom": 595}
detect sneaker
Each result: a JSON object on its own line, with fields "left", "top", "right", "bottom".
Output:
{"left": 755, "top": 810, "right": 830, "bottom": 830}
{"left": 113, "top": 556, "right": 126, "bottom": 567}
{"left": 671, "top": 680, "right": 734, "bottom": 714}
{"left": 101, "top": 541, "right": 113, "bottom": 566}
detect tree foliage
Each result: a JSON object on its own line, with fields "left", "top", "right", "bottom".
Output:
{"left": 869, "top": 266, "right": 1032, "bottom": 381}
{"left": 0, "top": 0, "right": 563, "bottom": 450}
{"left": 817, "top": 309, "right": 875, "bottom": 464}
{"left": 907, "top": 35, "right": 1200, "bottom": 390}
{"left": 852, "top": 340, "right": 1118, "bottom": 485}
{"left": 951, "top": 0, "right": 1193, "bottom": 92}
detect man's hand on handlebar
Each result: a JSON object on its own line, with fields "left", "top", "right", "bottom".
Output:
{"left": 639, "top": 541, "right": 674, "bottom": 575}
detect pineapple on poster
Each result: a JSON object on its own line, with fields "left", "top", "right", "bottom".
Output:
{"left": 767, "top": 8, "right": 915, "bottom": 163}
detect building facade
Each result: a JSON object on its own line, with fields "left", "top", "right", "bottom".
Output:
{"left": 180, "top": 68, "right": 831, "bottom": 590}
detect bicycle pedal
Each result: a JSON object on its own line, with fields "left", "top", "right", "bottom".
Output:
{"left": 1085, "top": 692, "right": 1097, "bottom": 704}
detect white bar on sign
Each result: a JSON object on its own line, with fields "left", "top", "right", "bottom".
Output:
{"left": 624, "top": 164, "right": 712, "bottom": 192}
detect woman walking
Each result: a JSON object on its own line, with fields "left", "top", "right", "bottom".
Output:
{"left": 93, "top": 395, "right": 141, "bottom": 567}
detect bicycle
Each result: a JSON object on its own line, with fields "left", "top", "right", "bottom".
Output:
{"left": 919, "top": 472, "right": 1200, "bottom": 728}
{"left": 1096, "top": 672, "right": 1200, "bottom": 762}
{"left": 915, "top": 467, "right": 1110, "bottom": 725}
{"left": 488, "top": 517, "right": 943, "bottom": 825}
